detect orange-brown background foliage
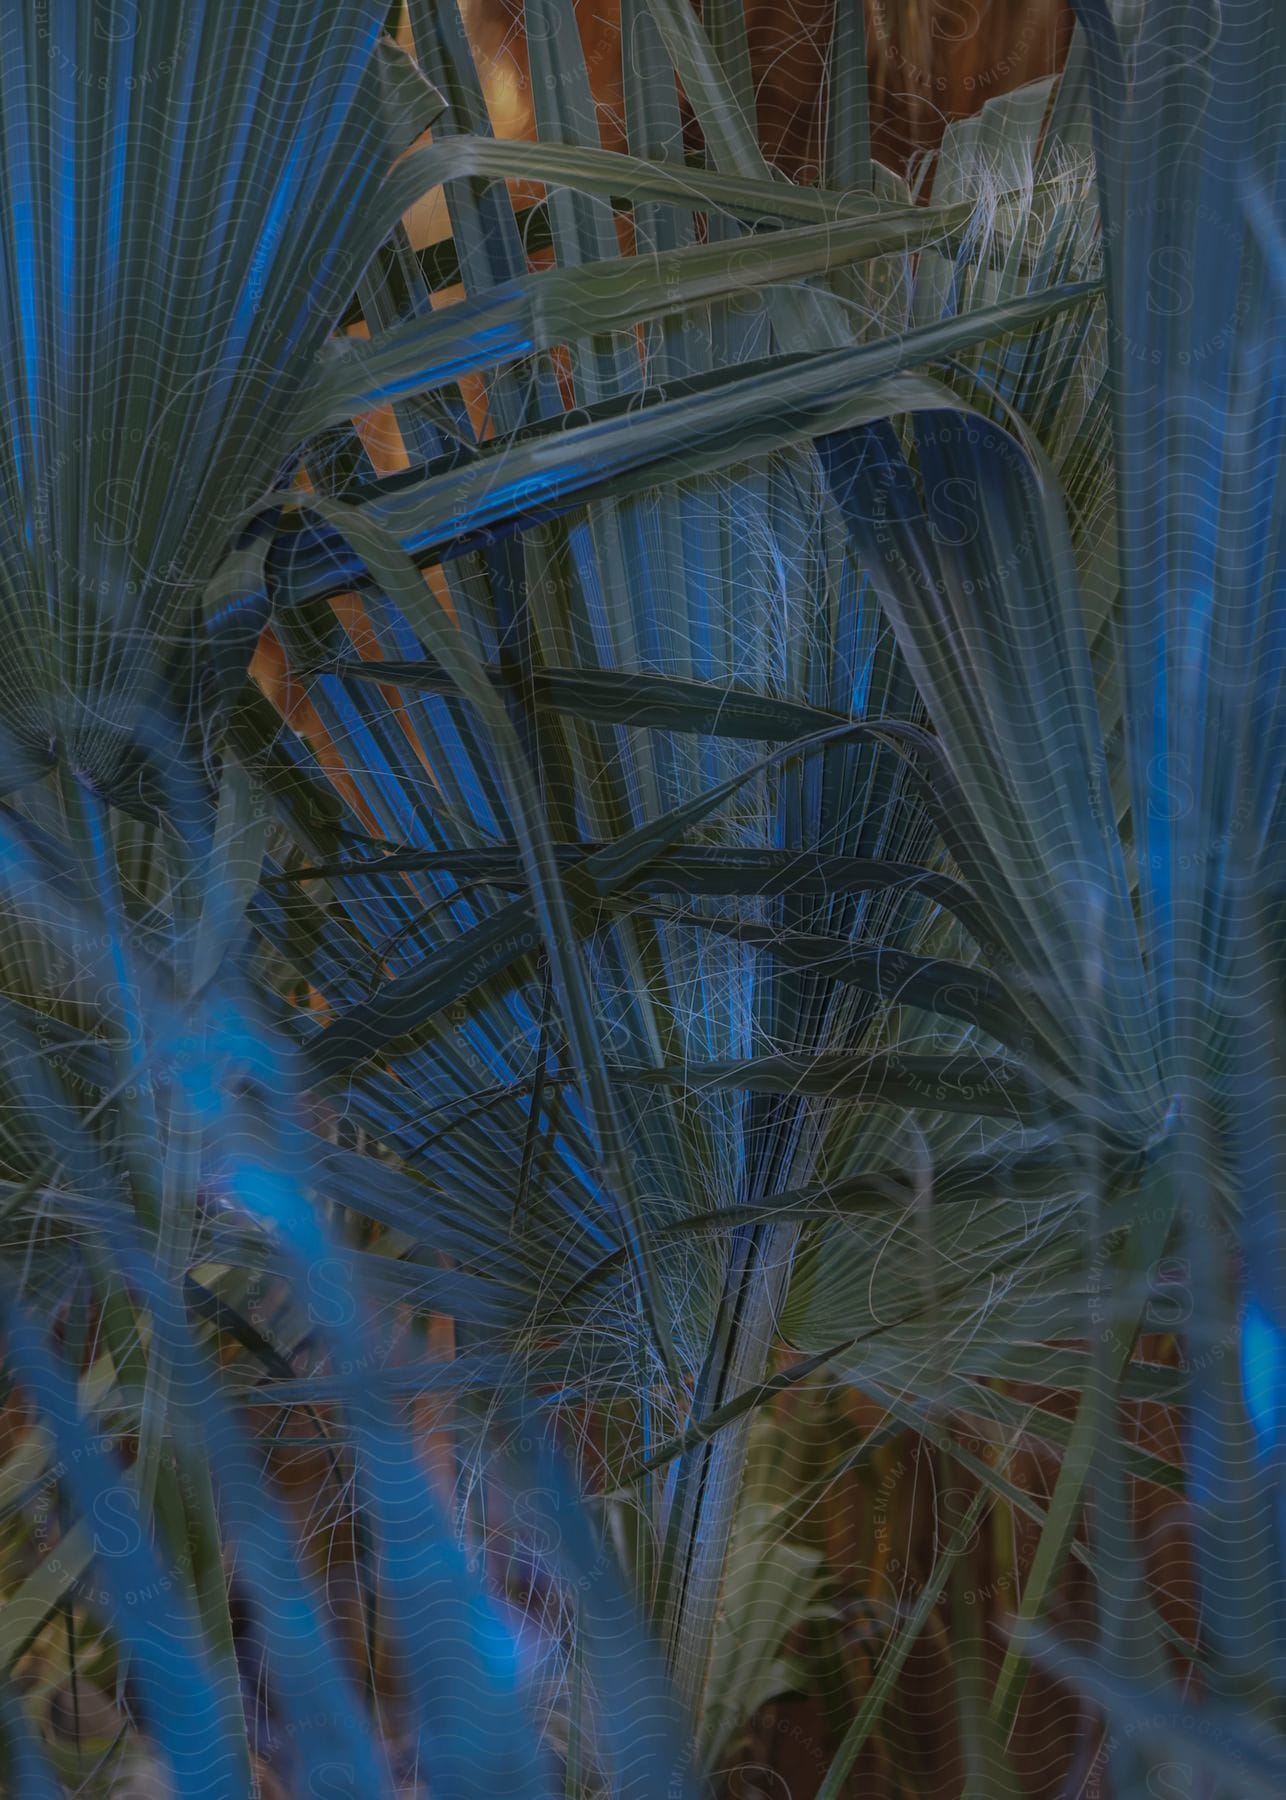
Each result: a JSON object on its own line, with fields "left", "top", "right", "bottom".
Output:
{"left": 452, "top": 0, "right": 1073, "bottom": 173}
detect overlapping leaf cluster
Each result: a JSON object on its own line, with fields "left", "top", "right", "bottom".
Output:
{"left": 0, "top": 2, "right": 1283, "bottom": 1795}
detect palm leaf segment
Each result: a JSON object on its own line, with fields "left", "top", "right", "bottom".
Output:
{"left": 0, "top": 2, "right": 440, "bottom": 795}
{"left": 243, "top": 0, "right": 1110, "bottom": 1725}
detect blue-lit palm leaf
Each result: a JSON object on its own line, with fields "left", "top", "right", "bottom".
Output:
{"left": 808, "top": 0, "right": 1286, "bottom": 1783}
{"left": 0, "top": 0, "right": 440, "bottom": 795}
{"left": 235, "top": 0, "right": 1118, "bottom": 1755}
{"left": 1031, "top": 0, "right": 1286, "bottom": 1781}
{"left": 0, "top": 4, "right": 590, "bottom": 1792}
{"left": 220, "top": 5, "right": 1286, "bottom": 1790}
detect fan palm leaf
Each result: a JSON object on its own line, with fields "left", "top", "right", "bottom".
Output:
{"left": 2, "top": 0, "right": 1284, "bottom": 1794}
{"left": 238, "top": 0, "right": 1113, "bottom": 1746}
